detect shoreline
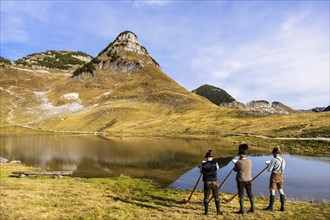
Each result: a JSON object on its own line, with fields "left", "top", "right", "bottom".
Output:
{"left": 1, "top": 125, "right": 329, "bottom": 156}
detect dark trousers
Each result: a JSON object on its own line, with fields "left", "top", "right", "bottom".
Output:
{"left": 237, "top": 181, "right": 253, "bottom": 199}
{"left": 204, "top": 181, "right": 219, "bottom": 202}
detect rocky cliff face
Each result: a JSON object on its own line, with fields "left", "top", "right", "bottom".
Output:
{"left": 246, "top": 100, "right": 269, "bottom": 108}
{"left": 90, "top": 31, "right": 159, "bottom": 75}
{"left": 219, "top": 101, "right": 245, "bottom": 109}
{"left": 272, "top": 101, "right": 297, "bottom": 114}
{"left": 111, "top": 31, "right": 147, "bottom": 55}
{"left": 235, "top": 100, "right": 297, "bottom": 115}
{"left": 219, "top": 100, "right": 298, "bottom": 116}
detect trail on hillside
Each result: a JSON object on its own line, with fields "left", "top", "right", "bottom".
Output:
{"left": 226, "top": 133, "right": 330, "bottom": 142}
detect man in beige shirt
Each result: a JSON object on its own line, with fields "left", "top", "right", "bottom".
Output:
{"left": 233, "top": 143, "right": 254, "bottom": 214}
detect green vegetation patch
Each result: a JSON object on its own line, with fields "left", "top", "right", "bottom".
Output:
{"left": 0, "top": 56, "right": 11, "bottom": 64}
{"left": 225, "top": 135, "right": 330, "bottom": 156}
{"left": 300, "top": 127, "right": 330, "bottom": 138}
{"left": 192, "top": 84, "right": 235, "bottom": 105}
{"left": 72, "top": 57, "right": 100, "bottom": 77}
{"left": 14, "top": 51, "right": 91, "bottom": 69}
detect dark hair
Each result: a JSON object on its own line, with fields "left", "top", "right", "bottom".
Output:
{"left": 238, "top": 143, "right": 249, "bottom": 155}
{"left": 205, "top": 150, "right": 213, "bottom": 158}
{"left": 272, "top": 148, "right": 280, "bottom": 154}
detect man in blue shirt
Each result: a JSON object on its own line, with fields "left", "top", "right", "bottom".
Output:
{"left": 200, "top": 150, "right": 222, "bottom": 215}
{"left": 264, "top": 147, "right": 286, "bottom": 211}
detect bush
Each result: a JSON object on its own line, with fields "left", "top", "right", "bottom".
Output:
{"left": 0, "top": 56, "right": 11, "bottom": 64}
{"left": 72, "top": 61, "right": 96, "bottom": 77}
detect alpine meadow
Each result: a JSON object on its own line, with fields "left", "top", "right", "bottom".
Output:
{"left": 1, "top": 1, "right": 329, "bottom": 219}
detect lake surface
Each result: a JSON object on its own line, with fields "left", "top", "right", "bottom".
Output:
{"left": 0, "top": 135, "right": 329, "bottom": 202}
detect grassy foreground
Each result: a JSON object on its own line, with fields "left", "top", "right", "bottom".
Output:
{"left": 1, "top": 164, "right": 329, "bottom": 220}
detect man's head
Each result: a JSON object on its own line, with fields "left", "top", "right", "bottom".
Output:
{"left": 238, "top": 143, "right": 249, "bottom": 156}
{"left": 205, "top": 150, "right": 214, "bottom": 161}
{"left": 272, "top": 147, "right": 281, "bottom": 156}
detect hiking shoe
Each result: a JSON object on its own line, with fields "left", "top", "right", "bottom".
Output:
{"left": 264, "top": 207, "right": 273, "bottom": 211}
{"left": 217, "top": 211, "right": 223, "bottom": 216}
{"left": 280, "top": 207, "right": 285, "bottom": 212}
{"left": 236, "top": 210, "right": 245, "bottom": 214}
{"left": 248, "top": 208, "right": 255, "bottom": 213}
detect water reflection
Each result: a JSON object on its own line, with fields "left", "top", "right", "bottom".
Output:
{"left": 0, "top": 135, "right": 236, "bottom": 185}
{"left": 1, "top": 135, "right": 329, "bottom": 201}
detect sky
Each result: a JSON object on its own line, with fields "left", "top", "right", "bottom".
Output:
{"left": 1, "top": 0, "right": 329, "bottom": 109}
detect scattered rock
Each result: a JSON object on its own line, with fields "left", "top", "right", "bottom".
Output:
{"left": 0, "top": 157, "right": 8, "bottom": 163}
{"left": 54, "top": 174, "right": 63, "bottom": 179}
{"left": 18, "top": 174, "right": 28, "bottom": 178}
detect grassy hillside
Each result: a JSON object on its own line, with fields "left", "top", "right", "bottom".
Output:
{"left": 192, "top": 84, "right": 236, "bottom": 105}
{"left": 1, "top": 163, "right": 329, "bottom": 220}
{"left": 1, "top": 62, "right": 329, "bottom": 155}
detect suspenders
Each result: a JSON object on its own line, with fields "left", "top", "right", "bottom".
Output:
{"left": 275, "top": 157, "right": 284, "bottom": 173}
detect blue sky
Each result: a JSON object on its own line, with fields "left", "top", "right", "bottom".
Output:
{"left": 1, "top": 0, "right": 329, "bottom": 109}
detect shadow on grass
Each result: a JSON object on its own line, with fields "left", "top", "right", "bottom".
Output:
{"left": 106, "top": 194, "right": 203, "bottom": 212}
{"left": 108, "top": 195, "right": 165, "bottom": 211}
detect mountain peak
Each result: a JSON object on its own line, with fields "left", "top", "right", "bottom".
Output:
{"left": 73, "top": 31, "right": 159, "bottom": 77}
{"left": 99, "top": 31, "right": 148, "bottom": 57}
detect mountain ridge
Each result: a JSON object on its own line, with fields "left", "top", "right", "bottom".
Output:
{"left": 0, "top": 31, "right": 329, "bottom": 141}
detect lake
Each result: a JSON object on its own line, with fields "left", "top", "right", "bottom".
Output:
{"left": 0, "top": 135, "right": 329, "bottom": 202}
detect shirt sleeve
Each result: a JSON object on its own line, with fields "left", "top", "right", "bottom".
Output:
{"left": 267, "top": 159, "right": 275, "bottom": 172}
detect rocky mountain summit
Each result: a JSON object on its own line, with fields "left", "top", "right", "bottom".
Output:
{"left": 73, "top": 31, "right": 160, "bottom": 77}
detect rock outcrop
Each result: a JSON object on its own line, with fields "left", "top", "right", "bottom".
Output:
{"left": 0, "top": 157, "right": 8, "bottom": 163}
{"left": 272, "top": 101, "right": 297, "bottom": 114}
{"left": 73, "top": 31, "right": 160, "bottom": 77}
{"left": 97, "top": 31, "right": 159, "bottom": 74}
{"left": 217, "top": 96, "right": 298, "bottom": 116}
{"left": 13, "top": 51, "right": 92, "bottom": 71}
{"left": 193, "top": 84, "right": 297, "bottom": 115}
{"left": 246, "top": 100, "right": 269, "bottom": 108}
{"left": 220, "top": 101, "right": 245, "bottom": 109}
{"left": 242, "top": 100, "right": 297, "bottom": 115}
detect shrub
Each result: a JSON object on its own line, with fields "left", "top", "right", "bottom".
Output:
{"left": 0, "top": 56, "right": 11, "bottom": 64}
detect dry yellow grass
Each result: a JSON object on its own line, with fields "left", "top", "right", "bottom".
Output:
{"left": 0, "top": 163, "right": 329, "bottom": 220}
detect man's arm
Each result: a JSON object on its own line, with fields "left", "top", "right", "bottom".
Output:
{"left": 267, "top": 159, "right": 275, "bottom": 172}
